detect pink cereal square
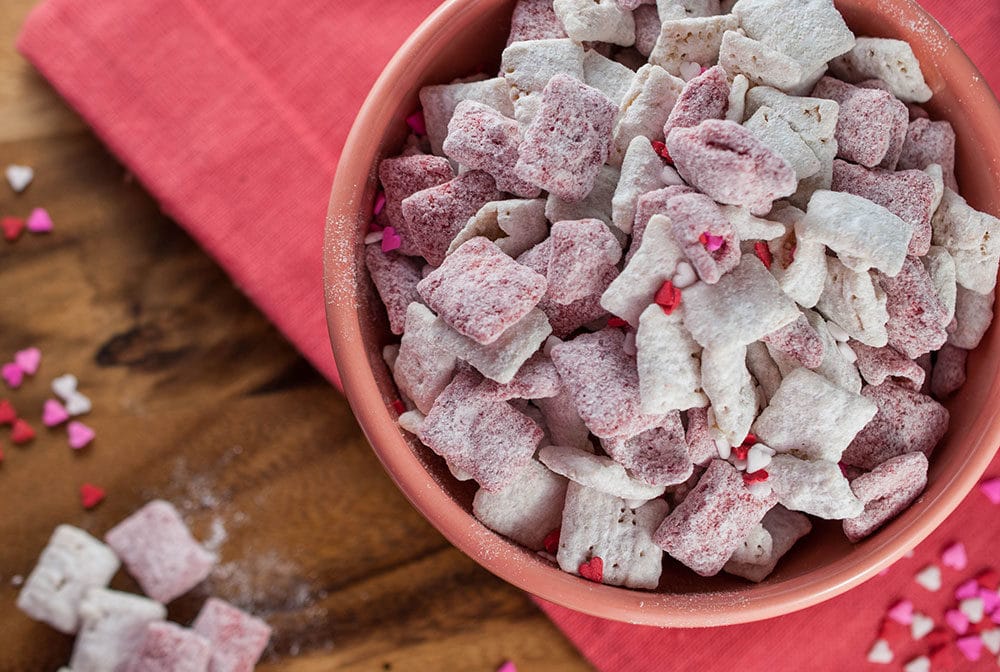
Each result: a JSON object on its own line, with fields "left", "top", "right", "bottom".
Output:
{"left": 812, "top": 77, "right": 909, "bottom": 169}
{"left": 105, "top": 500, "right": 216, "bottom": 605}
{"left": 851, "top": 341, "right": 926, "bottom": 391}
{"left": 632, "top": 5, "right": 661, "bottom": 58}
{"left": 507, "top": 0, "right": 568, "bottom": 44}
{"left": 601, "top": 412, "right": 694, "bottom": 486}
{"left": 878, "top": 256, "right": 949, "bottom": 359}
{"left": 547, "top": 219, "right": 622, "bottom": 304}
{"left": 192, "top": 598, "right": 272, "bottom": 672}
{"left": 626, "top": 185, "right": 695, "bottom": 263}
{"left": 898, "top": 118, "right": 958, "bottom": 190}
{"left": 515, "top": 74, "right": 618, "bottom": 202}
{"left": 378, "top": 155, "right": 454, "bottom": 256}
{"left": 843, "top": 452, "right": 928, "bottom": 542}
{"left": 761, "top": 314, "right": 824, "bottom": 369}
{"left": 665, "top": 192, "right": 741, "bottom": 284}
{"left": 364, "top": 245, "right": 423, "bottom": 335}
{"left": 485, "top": 351, "right": 562, "bottom": 400}
{"left": 684, "top": 407, "right": 718, "bottom": 467}
{"left": 125, "top": 622, "right": 212, "bottom": 672}
{"left": 401, "top": 171, "right": 502, "bottom": 266}
{"left": 662, "top": 65, "right": 730, "bottom": 140}
{"left": 930, "top": 343, "right": 968, "bottom": 400}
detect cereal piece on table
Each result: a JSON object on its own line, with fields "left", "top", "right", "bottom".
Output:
{"left": 798, "top": 190, "right": 913, "bottom": 277}
{"left": 654, "top": 459, "right": 777, "bottom": 576}
{"left": 508, "top": 0, "right": 568, "bottom": 44}
{"left": 550, "top": 329, "right": 667, "bottom": 439}
{"left": 898, "top": 119, "right": 957, "bottom": 190}
{"left": 752, "top": 368, "right": 877, "bottom": 462}
{"left": 733, "top": 0, "right": 855, "bottom": 73}
{"left": 547, "top": 219, "right": 622, "bottom": 305}
{"left": 815, "top": 257, "right": 890, "bottom": 347}
{"left": 665, "top": 192, "right": 741, "bottom": 284}
{"left": 545, "top": 165, "right": 620, "bottom": 225}
{"left": 661, "top": 66, "right": 730, "bottom": 140}
{"left": 105, "top": 500, "right": 216, "bottom": 604}
{"left": 701, "top": 343, "right": 757, "bottom": 447}
{"left": 552, "top": 0, "right": 636, "bottom": 45}
{"left": 418, "top": 237, "right": 547, "bottom": 345}
{"left": 557, "top": 482, "right": 668, "bottom": 588}
{"left": 632, "top": 5, "right": 661, "bottom": 57}
{"left": 811, "top": 77, "right": 907, "bottom": 169}
{"left": 582, "top": 49, "right": 636, "bottom": 106}
{"left": 378, "top": 155, "right": 454, "bottom": 256}
{"left": 125, "top": 622, "right": 211, "bottom": 672}
{"left": 768, "top": 454, "right": 864, "bottom": 519}
{"left": 515, "top": 74, "right": 617, "bottom": 202}
{"left": 610, "top": 64, "right": 686, "bottom": 165}
{"left": 728, "top": 524, "right": 773, "bottom": 565}
{"left": 666, "top": 120, "right": 797, "bottom": 216}
{"left": 191, "top": 598, "right": 271, "bottom": 672}
{"left": 760, "top": 314, "right": 824, "bottom": 369}
{"left": 949, "top": 285, "right": 994, "bottom": 349}
{"left": 601, "top": 215, "right": 685, "bottom": 326}
{"left": 931, "top": 344, "right": 968, "bottom": 399}
{"left": 486, "top": 352, "right": 561, "bottom": 400}
{"left": 16, "top": 525, "right": 120, "bottom": 634}
{"left": 70, "top": 588, "right": 167, "bottom": 672}
{"left": 602, "top": 412, "right": 694, "bottom": 486}
{"left": 636, "top": 305, "right": 707, "bottom": 413}
{"left": 843, "top": 452, "right": 928, "bottom": 542}
{"left": 724, "top": 505, "right": 812, "bottom": 582}
{"left": 612, "top": 136, "right": 666, "bottom": 234}
{"left": 746, "top": 341, "right": 783, "bottom": 402}
{"left": 878, "top": 256, "right": 949, "bottom": 358}
{"left": 683, "top": 255, "right": 801, "bottom": 348}
{"left": 743, "top": 105, "right": 821, "bottom": 181}
{"left": 932, "top": 188, "right": 1000, "bottom": 294}
{"left": 718, "top": 205, "right": 786, "bottom": 242}
{"left": 684, "top": 407, "right": 718, "bottom": 467}
{"left": 501, "top": 39, "right": 586, "bottom": 103}
{"left": 420, "top": 78, "right": 515, "bottom": 155}
{"left": 449, "top": 198, "right": 548, "bottom": 258}
{"left": 393, "top": 303, "right": 457, "bottom": 413}
{"left": 364, "top": 245, "right": 423, "bottom": 336}
{"left": 539, "top": 445, "right": 667, "bottom": 501}
{"left": 627, "top": 186, "right": 695, "bottom": 262}
{"left": 402, "top": 171, "right": 502, "bottom": 266}
{"left": 829, "top": 37, "right": 932, "bottom": 104}
{"left": 851, "top": 342, "right": 925, "bottom": 391}
{"left": 842, "top": 382, "right": 949, "bottom": 470}
{"left": 432, "top": 308, "right": 552, "bottom": 384}
{"left": 649, "top": 15, "right": 739, "bottom": 76}
{"left": 473, "top": 459, "right": 568, "bottom": 550}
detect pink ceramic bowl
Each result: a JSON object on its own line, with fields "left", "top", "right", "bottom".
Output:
{"left": 325, "top": 0, "right": 1000, "bottom": 626}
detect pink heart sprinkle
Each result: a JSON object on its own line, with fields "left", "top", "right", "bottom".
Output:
{"left": 942, "top": 542, "right": 968, "bottom": 570}
{"left": 405, "top": 110, "right": 426, "bottom": 136}
{"left": 496, "top": 663, "right": 517, "bottom": 672}
{"left": 981, "top": 588, "right": 1000, "bottom": 615}
{"left": 67, "top": 421, "right": 95, "bottom": 450}
{"left": 956, "top": 578, "right": 981, "bottom": 600}
{"left": 13, "top": 347, "right": 41, "bottom": 375}
{"left": 42, "top": 399, "right": 69, "bottom": 427}
{"left": 945, "top": 608, "right": 970, "bottom": 634}
{"left": 373, "top": 191, "right": 386, "bottom": 216}
{"left": 887, "top": 599, "right": 914, "bottom": 625}
{"left": 26, "top": 208, "right": 53, "bottom": 234}
{"left": 381, "top": 226, "right": 402, "bottom": 253}
{"left": 2, "top": 363, "right": 23, "bottom": 389}
{"left": 956, "top": 634, "right": 983, "bottom": 661}
{"left": 702, "top": 233, "right": 724, "bottom": 252}
{"left": 980, "top": 477, "right": 1000, "bottom": 504}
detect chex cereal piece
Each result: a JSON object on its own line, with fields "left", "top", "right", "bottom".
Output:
{"left": 508, "top": 0, "right": 568, "bottom": 44}
{"left": 418, "top": 237, "right": 547, "bottom": 345}
{"left": 601, "top": 215, "right": 684, "bottom": 325}
{"left": 192, "top": 598, "right": 272, "bottom": 672}
{"left": 931, "top": 344, "right": 968, "bottom": 399}
{"left": 683, "top": 255, "right": 800, "bottom": 348}
{"left": 473, "top": 459, "right": 568, "bottom": 549}
{"left": 743, "top": 105, "right": 821, "bottom": 181}
{"left": 397, "top": 409, "right": 425, "bottom": 436}
{"left": 811, "top": 77, "right": 907, "bottom": 169}
{"left": 420, "top": 78, "right": 515, "bottom": 155}
{"left": 547, "top": 219, "right": 622, "bottom": 304}
{"left": 719, "top": 30, "right": 816, "bottom": 94}
{"left": 402, "top": 171, "right": 502, "bottom": 266}
{"left": 921, "top": 246, "right": 957, "bottom": 323}
{"left": 393, "top": 303, "right": 457, "bottom": 413}
{"left": 70, "top": 588, "right": 167, "bottom": 672}
{"left": 898, "top": 119, "right": 957, "bottom": 190}
{"left": 728, "top": 524, "right": 773, "bottom": 565}
{"left": 733, "top": 0, "right": 854, "bottom": 72}
{"left": 815, "top": 257, "right": 890, "bottom": 347}
{"left": 419, "top": 368, "right": 543, "bottom": 490}
{"left": 701, "top": 343, "right": 757, "bottom": 447}
{"left": 551, "top": 329, "right": 667, "bottom": 439}
{"left": 804, "top": 310, "right": 864, "bottom": 392}
{"left": 627, "top": 186, "right": 695, "bottom": 262}
{"left": 718, "top": 206, "right": 786, "bottom": 242}
{"left": 612, "top": 136, "right": 666, "bottom": 234}
{"left": 665, "top": 192, "right": 741, "bottom": 284}
{"left": 752, "top": 368, "right": 877, "bottom": 462}
{"left": 557, "top": 482, "right": 668, "bottom": 588}
{"left": 843, "top": 452, "right": 928, "bottom": 541}
{"left": 760, "top": 314, "right": 824, "bottom": 369}
{"left": 746, "top": 341, "right": 783, "bottom": 402}
{"left": 583, "top": 50, "right": 636, "bottom": 106}
{"left": 443, "top": 101, "right": 540, "bottom": 198}
{"left": 17, "top": 525, "right": 120, "bottom": 633}
{"left": 878, "top": 256, "right": 949, "bottom": 358}
{"left": 105, "top": 500, "right": 216, "bottom": 604}
{"left": 546, "top": 164, "right": 620, "bottom": 225}
{"left": 649, "top": 15, "right": 739, "bottom": 76}
{"left": 832, "top": 161, "right": 935, "bottom": 256}
{"left": 829, "top": 37, "right": 932, "bottom": 103}
{"left": 449, "top": 198, "right": 548, "bottom": 258}
{"left": 536, "top": 390, "right": 591, "bottom": 448}
{"left": 842, "top": 382, "right": 949, "bottom": 470}
{"left": 501, "top": 39, "right": 585, "bottom": 103}
{"left": 636, "top": 304, "right": 707, "bottom": 413}
{"left": 364, "top": 246, "right": 423, "bottom": 335}
{"left": 949, "top": 285, "right": 994, "bottom": 349}
{"left": 662, "top": 66, "right": 730, "bottom": 140}
{"left": 602, "top": 413, "right": 694, "bottom": 486}
{"left": 724, "top": 505, "right": 812, "bottom": 582}
{"left": 433, "top": 308, "right": 551, "bottom": 384}
{"left": 666, "top": 120, "right": 797, "bottom": 216}
{"left": 654, "top": 459, "right": 777, "bottom": 576}
{"left": 768, "top": 234, "right": 828, "bottom": 310}
{"left": 486, "top": 352, "right": 561, "bottom": 400}
{"left": 125, "top": 622, "right": 212, "bottom": 672}
{"left": 851, "top": 342, "right": 925, "bottom": 391}
{"left": 515, "top": 74, "right": 617, "bottom": 202}
{"left": 632, "top": 4, "right": 661, "bottom": 57}
{"left": 553, "top": 0, "right": 635, "bottom": 45}
{"left": 540, "top": 445, "right": 667, "bottom": 500}
{"left": 685, "top": 407, "right": 719, "bottom": 467}
{"left": 611, "top": 64, "right": 685, "bottom": 165}
{"left": 768, "top": 454, "right": 864, "bottom": 519}
{"left": 933, "top": 188, "right": 1000, "bottom": 294}
{"left": 378, "top": 155, "right": 453, "bottom": 255}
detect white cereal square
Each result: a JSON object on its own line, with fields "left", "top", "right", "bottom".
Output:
{"left": 610, "top": 64, "right": 685, "bottom": 164}
{"left": 724, "top": 505, "right": 812, "bottom": 582}
{"left": 768, "top": 454, "right": 864, "bottom": 519}
{"left": 473, "top": 459, "right": 569, "bottom": 549}
{"left": 931, "top": 188, "right": 1000, "bottom": 294}
{"left": 815, "top": 257, "right": 890, "bottom": 347}
{"left": 612, "top": 136, "right": 667, "bottom": 234}
{"left": 921, "top": 246, "right": 958, "bottom": 324}
{"left": 744, "top": 105, "right": 821, "bottom": 180}
{"left": 583, "top": 49, "right": 637, "bottom": 106}
{"left": 636, "top": 304, "right": 708, "bottom": 413}
{"left": 733, "top": 0, "right": 855, "bottom": 72}
{"left": 649, "top": 15, "right": 739, "bottom": 76}
{"left": 501, "top": 38, "right": 586, "bottom": 103}
{"left": 448, "top": 198, "right": 549, "bottom": 258}
{"left": 746, "top": 341, "right": 783, "bottom": 402}
{"left": 701, "top": 342, "right": 757, "bottom": 446}
{"left": 949, "top": 285, "right": 995, "bottom": 350}
{"left": 546, "top": 165, "right": 621, "bottom": 225}
{"left": 727, "top": 524, "right": 773, "bottom": 565}
{"left": 719, "top": 30, "right": 814, "bottom": 93}
{"left": 70, "top": 588, "right": 166, "bottom": 672}
{"left": 719, "top": 205, "right": 787, "bottom": 241}
{"left": 539, "top": 445, "right": 667, "bottom": 501}
{"left": 432, "top": 308, "right": 552, "bottom": 384}
{"left": 802, "top": 309, "right": 864, "bottom": 393}
{"left": 553, "top": 0, "right": 636, "bottom": 45}
{"left": 420, "top": 77, "right": 515, "bottom": 155}
{"left": 394, "top": 303, "right": 457, "bottom": 413}
{"left": 829, "top": 37, "right": 932, "bottom": 103}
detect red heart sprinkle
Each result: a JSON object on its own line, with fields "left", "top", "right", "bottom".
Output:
{"left": 977, "top": 568, "right": 1000, "bottom": 590}
{"left": 80, "top": 483, "right": 106, "bottom": 510}
{"left": 743, "top": 469, "right": 769, "bottom": 484}
{"left": 754, "top": 241, "right": 773, "bottom": 269}
{"left": 543, "top": 527, "right": 560, "bottom": 555}
{"left": 11, "top": 418, "right": 35, "bottom": 445}
{"left": 654, "top": 280, "right": 682, "bottom": 315}
{"left": 0, "top": 399, "right": 15, "bottom": 425}
{"left": 607, "top": 317, "right": 629, "bottom": 328}
{"left": 742, "top": 432, "right": 758, "bottom": 446}
{"left": 391, "top": 399, "right": 406, "bottom": 414}
{"left": 2, "top": 216, "right": 25, "bottom": 242}
{"left": 578, "top": 557, "right": 603, "bottom": 583}
{"left": 732, "top": 444, "right": 749, "bottom": 460}
{"left": 650, "top": 140, "right": 673, "bottom": 164}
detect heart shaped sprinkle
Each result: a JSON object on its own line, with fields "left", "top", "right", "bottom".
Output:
{"left": 699, "top": 232, "right": 724, "bottom": 252}
{"left": 52, "top": 373, "right": 78, "bottom": 400}
{"left": 25, "top": 208, "right": 53, "bottom": 234}
{"left": 910, "top": 613, "right": 935, "bottom": 639}
{"left": 887, "top": 599, "right": 914, "bottom": 625}
{"left": 980, "top": 477, "right": 1000, "bottom": 505}
{"left": 13, "top": 347, "right": 41, "bottom": 376}
{"left": 980, "top": 588, "right": 1000, "bottom": 615}
{"left": 5, "top": 164, "right": 33, "bottom": 193}
{"left": 650, "top": 140, "right": 672, "bottom": 163}
{"left": 2, "top": 216, "right": 24, "bottom": 242}
{"left": 746, "top": 445, "right": 774, "bottom": 474}
{"left": 42, "top": 399, "right": 69, "bottom": 427}
{"left": 902, "top": 655, "right": 929, "bottom": 672}
{"left": 671, "top": 261, "right": 698, "bottom": 289}
{"left": 578, "top": 556, "right": 603, "bottom": 583}
{"left": 960, "top": 597, "right": 985, "bottom": 623}
{"left": 11, "top": 418, "right": 35, "bottom": 445}
{"left": 0, "top": 400, "right": 16, "bottom": 425}
{"left": 742, "top": 469, "right": 769, "bottom": 485}
{"left": 956, "top": 578, "right": 981, "bottom": 600}
{"left": 67, "top": 421, "right": 95, "bottom": 450}
{"left": 956, "top": 634, "right": 983, "bottom": 661}
{"left": 942, "top": 541, "right": 968, "bottom": 570}
{"left": 2, "top": 363, "right": 23, "bottom": 389}
{"left": 678, "top": 61, "right": 703, "bottom": 82}
{"left": 405, "top": 110, "right": 427, "bottom": 136}
{"left": 381, "top": 226, "right": 402, "bottom": 253}
{"left": 866, "top": 639, "right": 893, "bottom": 664}
{"left": 654, "top": 280, "right": 682, "bottom": 315}
{"left": 981, "top": 628, "right": 1000, "bottom": 654}
{"left": 373, "top": 191, "right": 386, "bottom": 216}
{"left": 543, "top": 528, "right": 560, "bottom": 555}
{"left": 753, "top": 241, "right": 773, "bottom": 269}
{"left": 607, "top": 317, "right": 629, "bottom": 328}
{"left": 65, "top": 393, "right": 92, "bottom": 417}
{"left": 945, "top": 608, "right": 970, "bottom": 634}
{"left": 915, "top": 565, "right": 942, "bottom": 591}
{"left": 79, "top": 483, "right": 105, "bottom": 510}
{"left": 496, "top": 662, "right": 517, "bottom": 672}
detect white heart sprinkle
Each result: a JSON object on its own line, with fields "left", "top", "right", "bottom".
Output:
{"left": 911, "top": 613, "right": 935, "bottom": 640}
{"left": 866, "top": 639, "right": 893, "bottom": 664}
{"left": 678, "top": 61, "right": 702, "bottom": 81}
{"left": 52, "top": 374, "right": 79, "bottom": 401}
{"left": 64, "top": 393, "right": 92, "bottom": 417}
{"left": 5, "top": 164, "right": 34, "bottom": 193}
{"left": 903, "top": 656, "right": 930, "bottom": 672}
{"left": 747, "top": 444, "right": 773, "bottom": 473}
{"left": 915, "top": 565, "right": 942, "bottom": 591}
{"left": 960, "top": 597, "right": 985, "bottom": 623}
{"left": 363, "top": 231, "right": 383, "bottom": 244}
{"left": 981, "top": 628, "right": 1000, "bottom": 654}
{"left": 672, "top": 262, "right": 698, "bottom": 289}
{"left": 837, "top": 341, "right": 858, "bottom": 363}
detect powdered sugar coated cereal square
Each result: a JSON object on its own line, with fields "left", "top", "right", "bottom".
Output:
{"left": 829, "top": 37, "right": 932, "bottom": 103}
{"left": 666, "top": 192, "right": 741, "bottom": 284}
{"left": 545, "top": 164, "right": 620, "bottom": 225}
{"left": 719, "top": 205, "right": 786, "bottom": 242}
{"left": 539, "top": 445, "right": 667, "bottom": 500}
{"left": 743, "top": 105, "right": 822, "bottom": 181}
{"left": 649, "top": 15, "right": 739, "bottom": 76}
{"left": 733, "top": 0, "right": 855, "bottom": 72}
{"left": 192, "top": 597, "right": 272, "bottom": 672}
{"left": 932, "top": 188, "right": 1000, "bottom": 294}
{"left": 843, "top": 452, "right": 928, "bottom": 542}
{"left": 612, "top": 136, "right": 667, "bottom": 234}
{"left": 393, "top": 303, "right": 457, "bottom": 413}
{"left": 501, "top": 39, "right": 585, "bottom": 103}
{"left": 930, "top": 344, "right": 968, "bottom": 399}
{"left": 611, "top": 65, "right": 685, "bottom": 165}
{"left": 553, "top": 0, "right": 636, "bottom": 46}
{"left": 898, "top": 119, "right": 957, "bottom": 190}
{"left": 949, "top": 286, "right": 994, "bottom": 349}
{"left": 536, "top": 389, "right": 592, "bottom": 449}
{"left": 700, "top": 342, "right": 757, "bottom": 447}
{"left": 105, "top": 500, "right": 216, "bottom": 604}
{"left": 70, "top": 588, "right": 167, "bottom": 672}
{"left": 420, "top": 78, "right": 515, "bottom": 155}
{"left": 878, "top": 256, "right": 949, "bottom": 359}
{"left": 364, "top": 245, "right": 423, "bottom": 335}
{"left": 746, "top": 341, "right": 784, "bottom": 403}
{"left": 378, "top": 155, "right": 454, "bottom": 255}
{"left": 449, "top": 198, "right": 548, "bottom": 258}
{"left": 728, "top": 524, "right": 773, "bottom": 566}
{"left": 124, "top": 622, "right": 211, "bottom": 672}
{"left": 583, "top": 50, "right": 636, "bottom": 106}
{"left": 815, "top": 257, "right": 890, "bottom": 347}
{"left": 636, "top": 305, "right": 707, "bottom": 413}
{"left": 547, "top": 219, "right": 622, "bottom": 305}
{"left": 811, "top": 76, "right": 908, "bottom": 169}
{"left": 724, "top": 505, "right": 812, "bottom": 582}
{"left": 662, "top": 66, "right": 731, "bottom": 140}
{"left": 851, "top": 342, "right": 926, "bottom": 391}
{"left": 684, "top": 407, "right": 718, "bottom": 467}
{"left": 508, "top": 0, "right": 568, "bottom": 44}
{"left": 921, "top": 246, "right": 957, "bottom": 323}
{"left": 801, "top": 310, "right": 864, "bottom": 393}
{"left": 768, "top": 454, "right": 864, "bottom": 519}
{"left": 17, "top": 525, "right": 121, "bottom": 634}
{"left": 719, "top": 30, "right": 819, "bottom": 94}
{"left": 602, "top": 413, "right": 694, "bottom": 486}
{"left": 486, "top": 351, "right": 562, "bottom": 400}
{"left": 473, "top": 459, "right": 568, "bottom": 550}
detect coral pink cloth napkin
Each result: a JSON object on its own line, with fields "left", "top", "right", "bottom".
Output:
{"left": 17, "top": 1, "right": 1000, "bottom": 670}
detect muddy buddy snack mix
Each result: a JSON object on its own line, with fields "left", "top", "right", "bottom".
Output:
{"left": 363, "top": 0, "right": 998, "bottom": 589}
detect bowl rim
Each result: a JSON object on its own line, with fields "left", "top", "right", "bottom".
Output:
{"left": 324, "top": 0, "right": 1000, "bottom": 626}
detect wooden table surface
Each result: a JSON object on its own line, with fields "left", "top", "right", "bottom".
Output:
{"left": 0, "top": 2, "right": 592, "bottom": 670}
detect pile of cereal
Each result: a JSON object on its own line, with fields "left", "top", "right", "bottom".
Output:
{"left": 364, "top": 0, "right": 999, "bottom": 588}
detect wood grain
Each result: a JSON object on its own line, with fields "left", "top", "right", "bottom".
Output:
{"left": 0, "top": 2, "right": 592, "bottom": 670}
